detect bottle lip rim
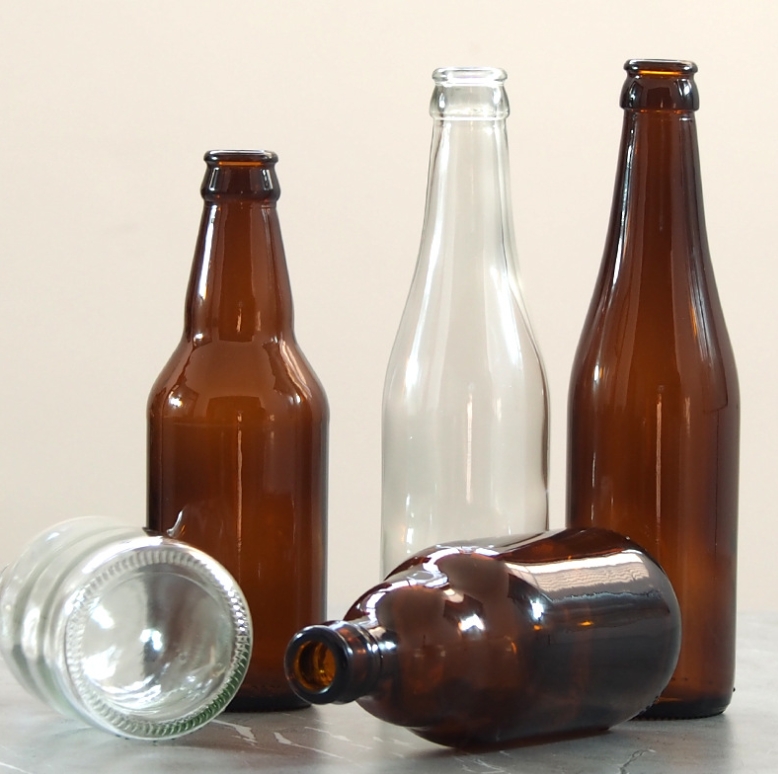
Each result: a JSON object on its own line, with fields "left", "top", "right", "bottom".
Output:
{"left": 625, "top": 59, "right": 698, "bottom": 75}
{"left": 62, "top": 538, "right": 252, "bottom": 740}
{"left": 204, "top": 149, "right": 278, "bottom": 165}
{"left": 432, "top": 66, "right": 507, "bottom": 84}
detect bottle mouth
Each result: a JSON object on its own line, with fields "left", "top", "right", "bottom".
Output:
{"left": 433, "top": 66, "right": 507, "bottom": 85}
{"left": 202, "top": 150, "right": 280, "bottom": 200}
{"left": 204, "top": 150, "right": 278, "bottom": 166}
{"left": 63, "top": 538, "right": 252, "bottom": 740}
{"left": 285, "top": 627, "right": 348, "bottom": 704}
{"left": 625, "top": 59, "right": 697, "bottom": 76}
{"left": 290, "top": 640, "right": 338, "bottom": 694}
{"left": 621, "top": 59, "right": 699, "bottom": 112}
{"left": 430, "top": 66, "right": 509, "bottom": 120}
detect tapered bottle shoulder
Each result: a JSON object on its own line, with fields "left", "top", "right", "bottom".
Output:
{"left": 385, "top": 278, "right": 545, "bottom": 399}
{"left": 571, "top": 261, "right": 737, "bottom": 401}
{"left": 149, "top": 336, "right": 328, "bottom": 422}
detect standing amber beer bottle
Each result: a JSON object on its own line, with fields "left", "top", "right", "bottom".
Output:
{"left": 567, "top": 61, "right": 739, "bottom": 718}
{"left": 148, "top": 150, "right": 329, "bottom": 710}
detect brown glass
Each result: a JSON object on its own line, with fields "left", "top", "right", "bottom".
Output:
{"left": 285, "top": 528, "right": 681, "bottom": 747}
{"left": 148, "top": 150, "right": 329, "bottom": 711}
{"left": 567, "top": 61, "right": 739, "bottom": 719}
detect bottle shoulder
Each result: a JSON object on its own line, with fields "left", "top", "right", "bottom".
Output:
{"left": 386, "top": 275, "right": 545, "bottom": 388}
{"left": 148, "top": 336, "right": 328, "bottom": 419}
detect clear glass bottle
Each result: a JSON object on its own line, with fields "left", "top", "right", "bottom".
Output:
{"left": 286, "top": 528, "right": 680, "bottom": 747}
{"left": 0, "top": 517, "right": 252, "bottom": 739}
{"left": 567, "top": 60, "right": 739, "bottom": 719}
{"left": 381, "top": 67, "right": 549, "bottom": 576}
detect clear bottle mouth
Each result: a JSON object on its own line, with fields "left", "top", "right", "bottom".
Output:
{"left": 433, "top": 66, "right": 507, "bottom": 85}
{"left": 63, "top": 538, "right": 252, "bottom": 740}
{"left": 430, "top": 66, "right": 510, "bottom": 120}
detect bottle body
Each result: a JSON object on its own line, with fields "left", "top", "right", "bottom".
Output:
{"left": 0, "top": 517, "right": 251, "bottom": 739}
{"left": 567, "top": 61, "right": 739, "bottom": 718}
{"left": 381, "top": 67, "right": 548, "bottom": 576}
{"left": 286, "top": 528, "right": 680, "bottom": 747}
{"left": 147, "top": 151, "right": 328, "bottom": 710}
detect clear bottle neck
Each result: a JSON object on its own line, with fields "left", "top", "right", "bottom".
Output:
{"left": 183, "top": 151, "right": 294, "bottom": 343}
{"left": 420, "top": 67, "right": 518, "bottom": 279}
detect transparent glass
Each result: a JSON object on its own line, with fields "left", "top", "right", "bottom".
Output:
{"left": 286, "top": 528, "right": 681, "bottom": 748}
{"left": 567, "top": 60, "right": 739, "bottom": 719}
{"left": 0, "top": 517, "right": 252, "bottom": 739}
{"left": 381, "top": 67, "right": 549, "bottom": 576}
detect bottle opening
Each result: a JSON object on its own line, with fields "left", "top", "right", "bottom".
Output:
{"left": 201, "top": 150, "right": 281, "bottom": 200}
{"left": 433, "top": 66, "right": 507, "bottom": 85}
{"left": 430, "top": 66, "right": 509, "bottom": 119}
{"left": 621, "top": 59, "right": 699, "bottom": 112}
{"left": 625, "top": 59, "right": 697, "bottom": 76}
{"left": 292, "top": 641, "right": 337, "bottom": 693}
{"left": 204, "top": 150, "right": 278, "bottom": 166}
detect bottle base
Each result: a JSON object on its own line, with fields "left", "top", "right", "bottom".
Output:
{"left": 635, "top": 695, "right": 731, "bottom": 720}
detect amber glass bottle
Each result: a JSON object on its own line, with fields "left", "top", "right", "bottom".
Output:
{"left": 567, "top": 61, "right": 739, "bottom": 719}
{"left": 148, "top": 150, "right": 329, "bottom": 711}
{"left": 285, "top": 529, "right": 680, "bottom": 747}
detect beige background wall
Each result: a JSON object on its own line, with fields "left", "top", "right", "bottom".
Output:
{"left": 0, "top": 1, "right": 774, "bottom": 612}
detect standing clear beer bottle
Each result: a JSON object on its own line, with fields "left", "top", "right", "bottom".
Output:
{"left": 567, "top": 61, "right": 739, "bottom": 718}
{"left": 381, "top": 67, "right": 549, "bottom": 576}
{"left": 148, "top": 150, "right": 329, "bottom": 710}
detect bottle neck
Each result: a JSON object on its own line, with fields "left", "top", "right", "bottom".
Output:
{"left": 607, "top": 110, "right": 708, "bottom": 265}
{"left": 183, "top": 152, "right": 294, "bottom": 343}
{"left": 605, "top": 62, "right": 709, "bottom": 278}
{"left": 419, "top": 67, "right": 518, "bottom": 282}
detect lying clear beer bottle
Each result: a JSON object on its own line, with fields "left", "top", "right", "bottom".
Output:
{"left": 567, "top": 61, "right": 739, "bottom": 719}
{"left": 148, "top": 151, "right": 329, "bottom": 710}
{"left": 285, "top": 529, "right": 680, "bottom": 747}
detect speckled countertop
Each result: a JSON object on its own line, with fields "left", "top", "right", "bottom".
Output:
{"left": 1, "top": 613, "right": 775, "bottom": 773}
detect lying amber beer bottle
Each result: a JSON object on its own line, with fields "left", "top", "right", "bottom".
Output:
{"left": 567, "top": 61, "right": 739, "bottom": 718}
{"left": 285, "top": 529, "right": 680, "bottom": 747}
{"left": 148, "top": 151, "right": 329, "bottom": 710}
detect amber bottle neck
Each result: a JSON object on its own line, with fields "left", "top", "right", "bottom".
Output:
{"left": 606, "top": 69, "right": 709, "bottom": 273}
{"left": 183, "top": 151, "right": 294, "bottom": 343}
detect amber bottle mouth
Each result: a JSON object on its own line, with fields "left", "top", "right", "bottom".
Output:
{"left": 285, "top": 627, "right": 352, "bottom": 704}
{"left": 204, "top": 150, "right": 278, "bottom": 166}
{"left": 621, "top": 59, "right": 699, "bottom": 112}
{"left": 290, "top": 640, "right": 338, "bottom": 694}
{"left": 625, "top": 60, "right": 697, "bottom": 76}
{"left": 201, "top": 149, "right": 280, "bottom": 200}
